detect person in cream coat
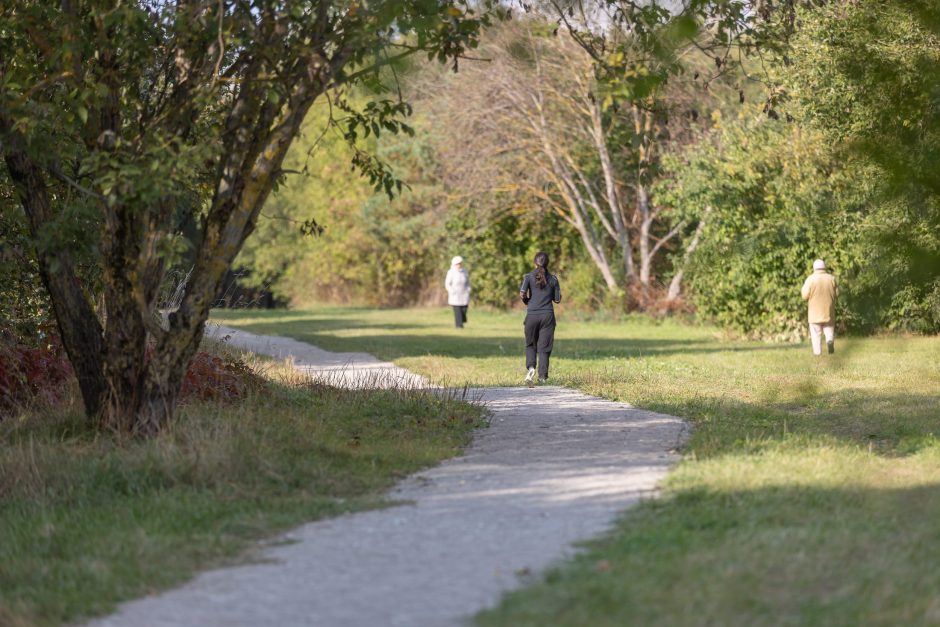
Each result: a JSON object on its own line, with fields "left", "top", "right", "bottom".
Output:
{"left": 445, "top": 256, "right": 471, "bottom": 328}
{"left": 801, "top": 258, "right": 838, "bottom": 355}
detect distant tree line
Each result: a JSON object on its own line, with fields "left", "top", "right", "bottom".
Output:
{"left": 236, "top": 1, "right": 939, "bottom": 335}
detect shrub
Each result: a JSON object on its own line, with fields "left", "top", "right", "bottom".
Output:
{"left": 0, "top": 335, "right": 266, "bottom": 417}
{"left": 179, "top": 351, "right": 267, "bottom": 403}
{"left": 659, "top": 110, "right": 868, "bottom": 338}
{"left": 0, "top": 335, "right": 73, "bottom": 415}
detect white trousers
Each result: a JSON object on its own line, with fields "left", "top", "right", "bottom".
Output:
{"left": 809, "top": 323, "right": 835, "bottom": 355}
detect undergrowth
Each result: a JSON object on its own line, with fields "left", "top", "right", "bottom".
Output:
{"left": 0, "top": 343, "right": 485, "bottom": 626}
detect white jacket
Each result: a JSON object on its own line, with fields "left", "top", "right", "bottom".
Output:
{"left": 445, "top": 267, "right": 471, "bottom": 306}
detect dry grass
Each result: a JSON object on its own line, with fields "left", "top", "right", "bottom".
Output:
{"left": 0, "top": 340, "right": 485, "bottom": 626}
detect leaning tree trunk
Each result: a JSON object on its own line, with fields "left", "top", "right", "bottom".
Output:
{"left": 666, "top": 208, "right": 710, "bottom": 303}
{"left": 2, "top": 123, "right": 108, "bottom": 418}
{"left": 591, "top": 101, "right": 637, "bottom": 285}
{"left": 117, "top": 53, "right": 340, "bottom": 435}
{"left": 637, "top": 185, "right": 654, "bottom": 286}
{"left": 572, "top": 215, "right": 619, "bottom": 290}
{"left": 632, "top": 103, "right": 656, "bottom": 291}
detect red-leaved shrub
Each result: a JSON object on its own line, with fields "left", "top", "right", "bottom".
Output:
{"left": 0, "top": 336, "right": 73, "bottom": 414}
{"left": 180, "top": 351, "right": 266, "bottom": 403}
{"left": 0, "top": 332, "right": 264, "bottom": 416}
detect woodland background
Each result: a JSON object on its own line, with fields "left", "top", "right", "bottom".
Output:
{"left": 228, "top": 2, "right": 940, "bottom": 338}
{"left": 1, "top": 0, "right": 938, "bottom": 423}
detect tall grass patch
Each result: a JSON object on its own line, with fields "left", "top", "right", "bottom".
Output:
{"left": 0, "top": 353, "right": 484, "bottom": 626}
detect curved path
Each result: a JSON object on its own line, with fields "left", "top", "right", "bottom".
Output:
{"left": 91, "top": 325, "right": 687, "bottom": 627}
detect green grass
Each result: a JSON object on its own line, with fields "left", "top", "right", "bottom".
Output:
{"left": 0, "top": 351, "right": 484, "bottom": 626}
{"left": 213, "top": 305, "right": 940, "bottom": 626}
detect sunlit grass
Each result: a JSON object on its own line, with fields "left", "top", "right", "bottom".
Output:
{"left": 214, "top": 306, "right": 940, "bottom": 626}
{"left": 213, "top": 306, "right": 938, "bottom": 454}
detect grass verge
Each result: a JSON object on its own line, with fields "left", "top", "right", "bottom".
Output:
{"left": 214, "top": 306, "right": 940, "bottom": 626}
{"left": 0, "top": 347, "right": 484, "bottom": 626}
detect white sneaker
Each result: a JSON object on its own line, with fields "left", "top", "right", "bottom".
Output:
{"left": 524, "top": 367, "right": 536, "bottom": 386}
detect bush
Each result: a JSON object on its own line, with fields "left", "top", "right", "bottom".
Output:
{"left": 659, "top": 110, "right": 868, "bottom": 338}
{"left": 445, "top": 206, "right": 583, "bottom": 309}
{"left": 0, "top": 334, "right": 267, "bottom": 417}
{"left": 562, "top": 258, "right": 611, "bottom": 313}
{"left": 885, "top": 280, "right": 940, "bottom": 334}
{"left": 179, "top": 351, "right": 267, "bottom": 403}
{"left": 0, "top": 335, "right": 73, "bottom": 415}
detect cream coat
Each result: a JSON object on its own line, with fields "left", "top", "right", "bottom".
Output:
{"left": 445, "top": 267, "right": 471, "bottom": 306}
{"left": 801, "top": 270, "right": 838, "bottom": 324}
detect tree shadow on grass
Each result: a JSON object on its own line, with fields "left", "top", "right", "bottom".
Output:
{"left": 483, "top": 479, "right": 940, "bottom": 627}
{"left": 212, "top": 315, "right": 425, "bottom": 333}
{"left": 212, "top": 308, "right": 801, "bottom": 361}
{"left": 214, "top": 322, "right": 789, "bottom": 361}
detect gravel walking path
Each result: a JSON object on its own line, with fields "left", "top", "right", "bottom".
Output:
{"left": 91, "top": 325, "right": 687, "bottom": 627}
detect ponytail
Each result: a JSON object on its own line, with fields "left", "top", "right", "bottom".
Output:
{"left": 534, "top": 251, "right": 549, "bottom": 289}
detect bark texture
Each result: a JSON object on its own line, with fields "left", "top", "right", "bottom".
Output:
{"left": 2, "top": 2, "right": 362, "bottom": 434}
{"left": 2, "top": 121, "right": 107, "bottom": 417}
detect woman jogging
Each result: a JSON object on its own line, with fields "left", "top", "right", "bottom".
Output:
{"left": 519, "top": 251, "right": 561, "bottom": 386}
{"left": 445, "top": 256, "right": 471, "bottom": 328}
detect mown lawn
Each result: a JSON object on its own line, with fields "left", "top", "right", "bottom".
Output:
{"left": 0, "top": 347, "right": 483, "bottom": 626}
{"left": 214, "top": 305, "right": 940, "bottom": 626}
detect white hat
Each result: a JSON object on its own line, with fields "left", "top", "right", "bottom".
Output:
{"left": 813, "top": 259, "right": 826, "bottom": 271}
{"left": 451, "top": 256, "right": 463, "bottom": 266}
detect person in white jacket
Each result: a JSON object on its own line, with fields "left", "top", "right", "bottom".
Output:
{"left": 445, "top": 256, "right": 471, "bottom": 328}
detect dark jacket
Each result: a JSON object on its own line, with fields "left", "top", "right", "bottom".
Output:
{"left": 520, "top": 272, "right": 561, "bottom": 313}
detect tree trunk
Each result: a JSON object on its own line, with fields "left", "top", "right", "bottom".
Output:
{"left": 666, "top": 209, "right": 710, "bottom": 302}
{"left": 574, "top": 221, "right": 619, "bottom": 290}
{"left": 637, "top": 185, "right": 654, "bottom": 286}
{"left": 100, "top": 282, "right": 150, "bottom": 432}
{"left": 591, "top": 101, "right": 636, "bottom": 284}
{"left": 134, "top": 326, "right": 201, "bottom": 436}
{"left": 98, "top": 277, "right": 204, "bottom": 435}
{"left": 2, "top": 126, "right": 108, "bottom": 417}
{"left": 633, "top": 103, "right": 655, "bottom": 290}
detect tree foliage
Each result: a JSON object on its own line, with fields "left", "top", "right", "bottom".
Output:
{"left": 658, "top": 108, "right": 867, "bottom": 337}
{"left": 232, "top": 1, "right": 939, "bottom": 336}
{"left": 445, "top": 200, "right": 581, "bottom": 309}
{"left": 0, "top": 178, "right": 52, "bottom": 341}
{"left": 786, "top": 0, "right": 940, "bottom": 332}
{"left": 236, "top": 93, "right": 452, "bottom": 307}
{"left": 416, "top": 21, "right": 730, "bottom": 306}
{"left": 0, "top": 0, "right": 499, "bottom": 433}
{"left": 649, "top": 0, "right": 940, "bottom": 336}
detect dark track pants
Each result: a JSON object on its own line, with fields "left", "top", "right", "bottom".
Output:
{"left": 453, "top": 305, "right": 468, "bottom": 328}
{"left": 524, "top": 312, "right": 556, "bottom": 379}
